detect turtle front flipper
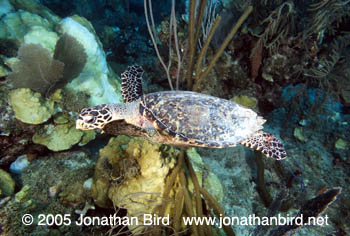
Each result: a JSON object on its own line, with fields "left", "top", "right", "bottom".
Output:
{"left": 240, "top": 131, "right": 287, "bottom": 160}
{"left": 121, "top": 65, "right": 144, "bottom": 103}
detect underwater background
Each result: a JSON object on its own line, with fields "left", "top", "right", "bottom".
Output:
{"left": 0, "top": 0, "right": 349, "bottom": 235}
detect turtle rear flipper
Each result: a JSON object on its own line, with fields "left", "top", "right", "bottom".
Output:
{"left": 121, "top": 65, "right": 144, "bottom": 103}
{"left": 240, "top": 131, "right": 287, "bottom": 160}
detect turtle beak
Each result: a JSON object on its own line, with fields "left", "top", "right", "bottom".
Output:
{"left": 76, "top": 119, "right": 88, "bottom": 130}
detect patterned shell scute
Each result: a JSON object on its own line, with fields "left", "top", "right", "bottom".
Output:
{"left": 140, "top": 91, "right": 264, "bottom": 147}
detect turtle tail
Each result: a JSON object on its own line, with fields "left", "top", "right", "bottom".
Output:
{"left": 240, "top": 131, "right": 287, "bottom": 160}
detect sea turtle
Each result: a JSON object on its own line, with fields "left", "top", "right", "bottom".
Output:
{"left": 76, "top": 66, "right": 287, "bottom": 160}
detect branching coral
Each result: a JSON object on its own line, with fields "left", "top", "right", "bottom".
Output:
{"left": 9, "top": 43, "right": 64, "bottom": 96}
{"left": 243, "top": 0, "right": 350, "bottom": 113}
{"left": 251, "top": 2, "right": 295, "bottom": 57}
{"left": 192, "top": 6, "right": 253, "bottom": 92}
{"left": 302, "top": 35, "right": 350, "bottom": 101}
{"left": 8, "top": 33, "right": 87, "bottom": 97}
{"left": 156, "top": 148, "right": 234, "bottom": 236}
{"left": 144, "top": 0, "right": 180, "bottom": 91}
{"left": 198, "top": 0, "right": 219, "bottom": 50}
{"left": 249, "top": 2, "right": 295, "bottom": 81}
{"left": 52, "top": 33, "right": 87, "bottom": 91}
{"left": 145, "top": 0, "right": 252, "bottom": 92}
{"left": 302, "top": 0, "right": 350, "bottom": 41}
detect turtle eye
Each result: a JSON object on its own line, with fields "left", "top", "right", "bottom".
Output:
{"left": 84, "top": 115, "right": 95, "bottom": 123}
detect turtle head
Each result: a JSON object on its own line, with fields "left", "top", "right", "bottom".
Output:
{"left": 76, "top": 104, "right": 114, "bottom": 130}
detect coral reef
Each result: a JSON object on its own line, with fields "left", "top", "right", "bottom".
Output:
{"left": 0, "top": 169, "right": 15, "bottom": 197}
{"left": 0, "top": 10, "right": 55, "bottom": 40}
{"left": 9, "top": 44, "right": 64, "bottom": 96}
{"left": 91, "top": 136, "right": 177, "bottom": 224}
{"left": 0, "top": 151, "right": 96, "bottom": 235}
{"left": 91, "top": 136, "right": 225, "bottom": 235}
{"left": 196, "top": 145, "right": 259, "bottom": 235}
{"left": 8, "top": 88, "right": 55, "bottom": 124}
{"left": 0, "top": 90, "right": 16, "bottom": 136}
{"left": 232, "top": 95, "right": 258, "bottom": 109}
{"left": 32, "top": 123, "right": 84, "bottom": 152}
{"left": 60, "top": 16, "right": 122, "bottom": 105}
{"left": 53, "top": 33, "right": 87, "bottom": 90}
{"left": 0, "top": 0, "right": 125, "bottom": 161}
{"left": 8, "top": 33, "right": 87, "bottom": 97}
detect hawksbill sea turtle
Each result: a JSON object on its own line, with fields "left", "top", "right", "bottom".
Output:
{"left": 76, "top": 66, "right": 287, "bottom": 160}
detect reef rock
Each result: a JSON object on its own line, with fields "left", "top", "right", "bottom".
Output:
{"left": 0, "top": 168, "right": 15, "bottom": 197}
{"left": 91, "top": 136, "right": 225, "bottom": 234}
{"left": 0, "top": 10, "right": 54, "bottom": 40}
{"left": 91, "top": 136, "right": 177, "bottom": 210}
{"left": 0, "top": 64, "right": 9, "bottom": 78}
{"left": 186, "top": 147, "right": 224, "bottom": 203}
{"left": 8, "top": 0, "right": 60, "bottom": 26}
{"left": 294, "top": 127, "right": 307, "bottom": 142}
{"left": 32, "top": 123, "right": 84, "bottom": 151}
{"left": 0, "top": 0, "right": 14, "bottom": 18}
{"left": 20, "top": 150, "right": 94, "bottom": 206}
{"left": 23, "top": 25, "right": 59, "bottom": 52}
{"left": 2, "top": 7, "right": 121, "bottom": 107}
{"left": 8, "top": 88, "right": 55, "bottom": 124}
{"left": 232, "top": 95, "right": 258, "bottom": 109}
{"left": 59, "top": 16, "right": 122, "bottom": 106}
{"left": 335, "top": 138, "right": 348, "bottom": 150}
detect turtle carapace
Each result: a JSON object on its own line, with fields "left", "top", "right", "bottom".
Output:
{"left": 76, "top": 66, "right": 287, "bottom": 160}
